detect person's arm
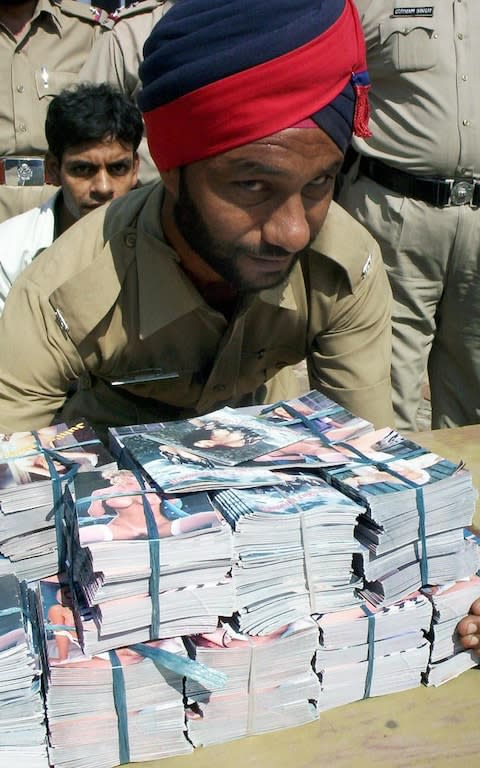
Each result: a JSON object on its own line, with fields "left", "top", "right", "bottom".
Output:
{"left": 306, "top": 237, "right": 394, "bottom": 429}
{"left": 0, "top": 267, "right": 85, "bottom": 432}
{"left": 456, "top": 599, "right": 480, "bottom": 656}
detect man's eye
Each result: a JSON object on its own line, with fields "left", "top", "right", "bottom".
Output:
{"left": 109, "top": 163, "right": 131, "bottom": 176}
{"left": 69, "top": 165, "right": 92, "bottom": 177}
{"left": 308, "top": 175, "right": 329, "bottom": 187}
{"left": 235, "top": 180, "right": 265, "bottom": 192}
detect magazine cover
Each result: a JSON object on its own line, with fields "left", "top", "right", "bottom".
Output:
{"left": 258, "top": 390, "right": 373, "bottom": 442}
{"left": 136, "top": 407, "right": 304, "bottom": 466}
{"left": 325, "top": 427, "right": 466, "bottom": 498}
{"left": 119, "top": 434, "right": 282, "bottom": 493}
{"left": 0, "top": 422, "right": 113, "bottom": 494}
{"left": 243, "top": 435, "right": 350, "bottom": 469}
{"left": 72, "top": 469, "right": 225, "bottom": 546}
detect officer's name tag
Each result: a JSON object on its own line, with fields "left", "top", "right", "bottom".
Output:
{"left": 393, "top": 7, "right": 433, "bottom": 16}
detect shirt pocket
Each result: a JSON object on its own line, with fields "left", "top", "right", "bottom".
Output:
{"left": 35, "top": 70, "right": 77, "bottom": 99}
{"left": 378, "top": 16, "right": 437, "bottom": 72}
{"left": 241, "top": 344, "right": 303, "bottom": 382}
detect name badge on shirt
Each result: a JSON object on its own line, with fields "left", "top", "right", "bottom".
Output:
{"left": 393, "top": 7, "right": 434, "bottom": 16}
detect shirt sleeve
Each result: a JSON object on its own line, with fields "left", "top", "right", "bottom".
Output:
{"left": 0, "top": 273, "right": 85, "bottom": 432}
{"left": 306, "top": 241, "right": 394, "bottom": 428}
{"left": 78, "top": 30, "right": 130, "bottom": 93}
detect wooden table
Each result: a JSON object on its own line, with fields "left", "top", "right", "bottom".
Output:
{"left": 126, "top": 426, "right": 480, "bottom": 768}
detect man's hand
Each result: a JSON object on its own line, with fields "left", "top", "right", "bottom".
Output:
{"left": 456, "top": 598, "right": 480, "bottom": 655}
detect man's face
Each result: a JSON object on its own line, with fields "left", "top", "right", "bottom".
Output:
{"left": 169, "top": 127, "right": 344, "bottom": 292}
{"left": 46, "top": 137, "right": 139, "bottom": 221}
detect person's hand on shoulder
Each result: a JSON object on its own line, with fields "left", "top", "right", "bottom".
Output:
{"left": 456, "top": 598, "right": 480, "bottom": 655}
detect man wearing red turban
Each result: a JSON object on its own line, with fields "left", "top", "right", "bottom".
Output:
{"left": 0, "top": 0, "right": 394, "bottom": 441}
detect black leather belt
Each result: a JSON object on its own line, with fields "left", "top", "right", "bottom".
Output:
{"left": 359, "top": 156, "right": 480, "bottom": 207}
{"left": 0, "top": 156, "right": 45, "bottom": 186}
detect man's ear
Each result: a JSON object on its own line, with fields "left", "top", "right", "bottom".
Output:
{"left": 45, "top": 152, "right": 61, "bottom": 186}
{"left": 131, "top": 152, "right": 140, "bottom": 188}
{"left": 160, "top": 167, "right": 180, "bottom": 199}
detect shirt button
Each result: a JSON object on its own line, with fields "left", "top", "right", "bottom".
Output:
{"left": 16, "top": 84, "right": 24, "bottom": 93}
{"left": 463, "top": 119, "right": 471, "bottom": 126}
{"left": 433, "top": 33, "right": 439, "bottom": 39}
{"left": 124, "top": 233, "right": 136, "bottom": 247}
{"left": 18, "top": 122, "right": 27, "bottom": 132}
{"left": 462, "top": 74, "right": 468, "bottom": 81}
{"left": 457, "top": 33, "right": 464, "bottom": 39}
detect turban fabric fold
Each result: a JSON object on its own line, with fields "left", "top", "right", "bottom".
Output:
{"left": 139, "top": 0, "right": 371, "bottom": 171}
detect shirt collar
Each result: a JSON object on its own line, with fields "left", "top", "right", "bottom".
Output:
{"left": 34, "top": 0, "right": 63, "bottom": 34}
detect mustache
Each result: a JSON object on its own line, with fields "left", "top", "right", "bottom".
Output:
{"left": 235, "top": 244, "right": 296, "bottom": 260}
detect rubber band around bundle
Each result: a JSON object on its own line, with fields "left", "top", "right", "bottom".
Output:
{"left": 361, "top": 603, "right": 376, "bottom": 699}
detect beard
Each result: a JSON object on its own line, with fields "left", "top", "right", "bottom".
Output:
{"left": 173, "top": 172, "right": 311, "bottom": 293}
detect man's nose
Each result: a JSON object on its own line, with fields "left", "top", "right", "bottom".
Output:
{"left": 90, "top": 169, "right": 114, "bottom": 200}
{"left": 261, "top": 195, "right": 311, "bottom": 253}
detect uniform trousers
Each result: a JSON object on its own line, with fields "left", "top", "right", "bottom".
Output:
{"left": 339, "top": 175, "right": 480, "bottom": 431}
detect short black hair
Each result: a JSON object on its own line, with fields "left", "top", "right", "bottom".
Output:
{"left": 45, "top": 82, "right": 144, "bottom": 161}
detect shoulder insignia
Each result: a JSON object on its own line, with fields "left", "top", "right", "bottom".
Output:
{"left": 111, "top": 0, "right": 168, "bottom": 23}
{"left": 56, "top": 0, "right": 115, "bottom": 28}
{"left": 361, "top": 253, "right": 373, "bottom": 279}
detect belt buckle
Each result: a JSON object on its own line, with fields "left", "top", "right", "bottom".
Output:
{"left": 449, "top": 179, "right": 474, "bottom": 206}
{"left": 2, "top": 157, "right": 45, "bottom": 186}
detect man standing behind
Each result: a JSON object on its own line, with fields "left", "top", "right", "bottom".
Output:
{"left": 0, "top": 82, "right": 142, "bottom": 312}
{"left": 339, "top": 1, "right": 480, "bottom": 431}
{"left": 0, "top": 0, "right": 112, "bottom": 188}
{"left": 79, "top": 0, "right": 174, "bottom": 185}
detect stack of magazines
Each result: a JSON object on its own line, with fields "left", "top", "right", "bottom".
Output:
{"left": 35, "top": 578, "right": 192, "bottom": 767}
{"left": 320, "top": 427, "right": 477, "bottom": 604}
{"left": 212, "top": 472, "right": 364, "bottom": 635}
{"left": 62, "top": 470, "right": 235, "bottom": 653}
{"left": 314, "top": 591, "right": 433, "bottom": 711}
{"left": 423, "top": 568, "right": 480, "bottom": 686}
{"left": 184, "top": 617, "right": 319, "bottom": 745}
{"left": 0, "top": 422, "right": 115, "bottom": 581}
{"left": 0, "top": 572, "right": 48, "bottom": 767}
{"left": 107, "top": 397, "right": 361, "bottom": 483}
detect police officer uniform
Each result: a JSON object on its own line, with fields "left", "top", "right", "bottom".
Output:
{"left": 0, "top": 182, "right": 393, "bottom": 441}
{"left": 79, "top": 0, "right": 174, "bottom": 185}
{"left": 0, "top": 0, "right": 112, "bottom": 187}
{"left": 0, "top": 184, "right": 57, "bottom": 224}
{"left": 339, "top": 0, "right": 480, "bottom": 430}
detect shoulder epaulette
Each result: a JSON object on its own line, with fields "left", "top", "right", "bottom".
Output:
{"left": 110, "top": 0, "right": 167, "bottom": 23}
{"left": 55, "top": 0, "right": 115, "bottom": 28}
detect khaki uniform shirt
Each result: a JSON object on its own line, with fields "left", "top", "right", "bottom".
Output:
{"left": 0, "top": 183, "right": 394, "bottom": 441}
{"left": 0, "top": 184, "right": 58, "bottom": 223}
{"left": 79, "top": 0, "right": 174, "bottom": 185}
{"left": 354, "top": 1, "right": 480, "bottom": 176}
{"left": 0, "top": 0, "right": 111, "bottom": 158}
